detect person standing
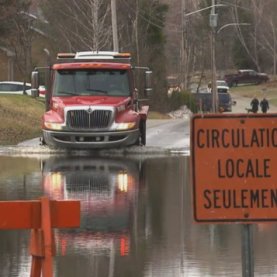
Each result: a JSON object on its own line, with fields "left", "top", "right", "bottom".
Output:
{"left": 260, "top": 97, "right": 269, "bottom": 113}
{"left": 250, "top": 96, "right": 259, "bottom": 113}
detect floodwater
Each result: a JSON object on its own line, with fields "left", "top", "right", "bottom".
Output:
{"left": 0, "top": 155, "right": 277, "bottom": 277}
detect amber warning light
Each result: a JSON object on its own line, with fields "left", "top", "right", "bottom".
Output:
{"left": 191, "top": 114, "right": 277, "bottom": 223}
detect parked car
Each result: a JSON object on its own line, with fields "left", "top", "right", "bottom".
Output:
{"left": 217, "top": 80, "right": 229, "bottom": 93}
{"left": 193, "top": 90, "right": 234, "bottom": 112}
{"left": 0, "top": 81, "right": 32, "bottom": 95}
{"left": 224, "top": 69, "right": 269, "bottom": 87}
{"left": 193, "top": 91, "right": 213, "bottom": 112}
{"left": 218, "top": 92, "right": 233, "bottom": 112}
{"left": 0, "top": 81, "right": 45, "bottom": 97}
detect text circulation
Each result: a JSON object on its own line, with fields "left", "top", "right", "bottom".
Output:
{"left": 196, "top": 128, "right": 277, "bottom": 148}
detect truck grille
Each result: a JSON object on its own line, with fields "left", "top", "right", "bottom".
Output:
{"left": 66, "top": 109, "right": 112, "bottom": 129}
{"left": 66, "top": 174, "right": 110, "bottom": 192}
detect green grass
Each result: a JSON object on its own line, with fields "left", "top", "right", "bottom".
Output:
{"left": 0, "top": 95, "right": 45, "bottom": 145}
{"left": 270, "top": 99, "right": 277, "bottom": 106}
{"left": 230, "top": 81, "right": 277, "bottom": 99}
{"left": 148, "top": 111, "right": 171, "bottom": 119}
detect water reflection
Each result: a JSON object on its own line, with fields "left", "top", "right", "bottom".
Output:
{"left": 0, "top": 156, "right": 42, "bottom": 277}
{"left": 41, "top": 156, "right": 146, "bottom": 276}
{"left": 1, "top": 156, "right": 277, "bottom": 276}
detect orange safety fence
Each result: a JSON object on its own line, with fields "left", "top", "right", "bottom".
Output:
{"left": 0, "top": 196, "right": 80, "bottom": 277}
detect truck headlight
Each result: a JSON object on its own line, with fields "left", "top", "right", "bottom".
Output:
{"left": 113, "top": 122, "right": 136, "bottom": 130}
{"left": 44, "top": 122, "right": 64, "bottom": 130}
{"left": 117, "top": 172, "right": 128, "bottom": 192}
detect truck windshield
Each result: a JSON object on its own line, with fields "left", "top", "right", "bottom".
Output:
{"left": 53, "top": 69, "right": 130, "bottom": 97}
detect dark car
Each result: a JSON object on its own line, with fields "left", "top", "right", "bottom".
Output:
{"left": 218, "top": 92, "right": 233, "bottom": 112}
{"left": 224, "top": 69, "right": 269, "bottom": 87}
{"left": 194, "top": 92, "right": 212, "bottom": 112}
{"left": 193, "top": 91, "right": 233, "bottom": 113}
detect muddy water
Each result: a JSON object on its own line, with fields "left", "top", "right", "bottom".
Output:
{"left": 0, "top": 155, "right": 277, "bottom": 277}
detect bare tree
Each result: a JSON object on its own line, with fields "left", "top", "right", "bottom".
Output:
{"left": 160, "top": 0, "right": 216, "bottom": 90}
{"left": 0, "top": 1, "right": 33, "bottom": 83}
{"left": 12, "top": 12, "right": 36, "bottom": 86}
{"left": 228, "top": 0, "right": 277, "bottom": 73}
{"left": 251, "top": 0, "right": 277, "bottom": 76}
{"left": 42, "top": 0, "right": 112, "bottom": 51}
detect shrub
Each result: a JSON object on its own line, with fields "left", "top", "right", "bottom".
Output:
{"left": 168, "top": 90, "right": 197, "bottom": 113}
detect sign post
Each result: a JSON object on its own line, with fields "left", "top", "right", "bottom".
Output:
{"left": 241, "top": 224, "right": 254, "bottom": 277}
{"left": 191, "top": 114, "right": 277, "bottom": 276}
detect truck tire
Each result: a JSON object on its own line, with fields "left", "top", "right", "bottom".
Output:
{"left": 140, "top": 120, "right": 146, "bottom": 146}
{"left": 135, "top": 120, "right": 146, "bottom": 146}
{"left": 40, "top": 135, "right": 46, "bottom": 146}
{"left": 43, "top": 132, "right": 57, "bottom": 149}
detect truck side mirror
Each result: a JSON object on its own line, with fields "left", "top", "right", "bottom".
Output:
{"left": 31, "top": 71, "right": 39, "bottom": 98}
{"left": 145, "top": 70, "right": 152, "bottom": 97}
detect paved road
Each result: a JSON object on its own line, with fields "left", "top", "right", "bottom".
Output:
{"left": 146, "top": 117, "right": 190, "bottom": 150}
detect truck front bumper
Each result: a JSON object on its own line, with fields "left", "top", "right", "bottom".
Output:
{"left": 43, "top": 129, "right": 140, "bottom": 149}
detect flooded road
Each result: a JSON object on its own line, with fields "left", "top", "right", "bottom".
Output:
{"left": 0, "top": 155, "right": 277, "bottom": 276}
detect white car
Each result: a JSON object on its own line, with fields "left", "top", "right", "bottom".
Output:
{"left": 0, "top": 81, "right": 32, "bottom": 95}
{"left": 0, "top": 81, "right": 46, "bottom": 97}
{"left": 217, "top": 80, "right": 229, "bottom": 93}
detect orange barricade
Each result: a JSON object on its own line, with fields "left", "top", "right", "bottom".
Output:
{"left": 0, "top": 196, "right": 80, "bottom": 277}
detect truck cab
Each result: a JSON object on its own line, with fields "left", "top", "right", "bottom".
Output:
{"left": 31, "top": 51, "right": 152, "bottom": 149}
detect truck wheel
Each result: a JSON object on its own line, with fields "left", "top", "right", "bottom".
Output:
{"left": 135, "top": 120, "right": 146, "bottom": 146}
{"left": 40, "top": 135, "right": 46, "bottom": 146}
{"left": 43, "top": 132, "right": 57, "bottom": 148}
{"left": 140, "top": 120, "right": 146, "bottom": 146}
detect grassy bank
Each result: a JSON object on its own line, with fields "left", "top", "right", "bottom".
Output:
{"left": 0, "top": 95, "right": 45, "bottom": 145}
{"left": 230, "top": 81, "right": 277, "bottom": 99}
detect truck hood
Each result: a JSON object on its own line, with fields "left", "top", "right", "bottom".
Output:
{"left": 52, "top": 95, "right": 131, "bottom": 108}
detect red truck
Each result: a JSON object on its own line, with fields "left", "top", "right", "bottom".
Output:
{"left": 224, "top": 69, "right": 269, "bottom": 87}
{"left": 31, "top": 51, "right": 152, "bottom": 149}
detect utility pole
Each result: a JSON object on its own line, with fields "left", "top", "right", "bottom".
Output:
{"left": 210, "top": 0, "right": 218, "bottom": 112}
{"left": 180, "top": 0, "right": 186, "bottom": 90}
{"left": 111, "top": 0, "right": 119, "bottom": 52}
{"left": 272, "top": 20, "right": 276, "bottom": 77}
